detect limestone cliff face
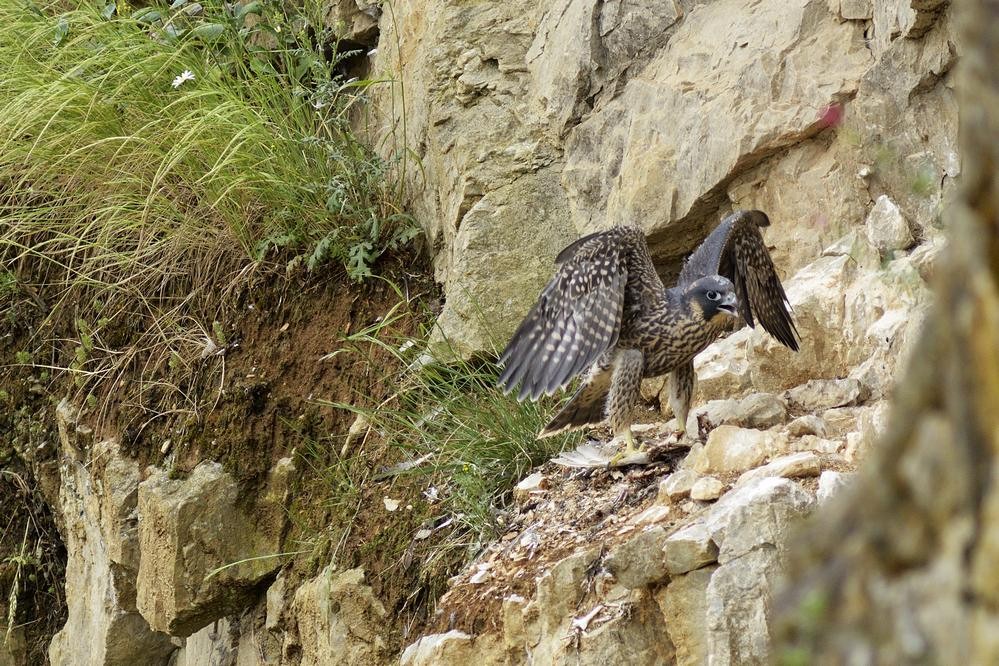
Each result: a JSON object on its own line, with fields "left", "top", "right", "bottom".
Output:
{"left": 371, "top": 0, "right": 955, "bottom": 359}
{"left": 35, "top": 0, "right": 957, "bottom": 664}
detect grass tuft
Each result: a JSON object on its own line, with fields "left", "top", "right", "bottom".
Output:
{"left": 0, "top": 1, "right": 415, "bottom": 298}
{"left": 313, "top": 297, "right": 583, "bottom": 604}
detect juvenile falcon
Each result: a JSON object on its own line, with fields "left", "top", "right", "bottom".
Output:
{"left": 497, "top": 209, "right": 799, "bottom": 458}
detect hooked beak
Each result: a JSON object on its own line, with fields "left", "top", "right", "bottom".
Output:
{"left": 718, "top": 292, "right": 738, "bottom": 316}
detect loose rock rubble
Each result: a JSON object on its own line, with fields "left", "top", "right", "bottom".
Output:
{"left": 419, "top": 431, "right": 839, "bottom": 665}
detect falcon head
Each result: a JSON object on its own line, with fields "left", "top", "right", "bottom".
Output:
{"left": 685, "top": 275, "right": 739, "bottom": 324}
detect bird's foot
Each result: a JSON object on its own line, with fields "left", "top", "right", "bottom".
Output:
{"left": 550, "top": 431, "right": 653, "bottom": 468}
{"left": 607, "top": 430, "right": 647, "bottom": 467}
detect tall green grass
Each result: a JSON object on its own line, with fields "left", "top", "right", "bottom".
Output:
{"left": 0, "top": 0, "right": 415, "bottom": 305}
{"left": 0, "top": 0, "right": 417, "bottom": 422}
{"left": 317, "top": 300, "right": 583, "bottom": 585}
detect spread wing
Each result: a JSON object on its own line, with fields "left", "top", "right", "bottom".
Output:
{"left": 677, "top": 210, "right": 799, "bottom": 351}
{"left": 498, "top": 226, "right": 662, "bottom": 401}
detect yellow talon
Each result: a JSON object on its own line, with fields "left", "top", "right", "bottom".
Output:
{"left": 608, "top": 429, "right": 644, "bottom": 466}
{"left": 622, "top": 429, "right": 642, "bottom": 453}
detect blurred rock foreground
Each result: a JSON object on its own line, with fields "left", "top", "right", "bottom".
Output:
{"left": 24, "top": 0, "right": 991, "bottom": 664}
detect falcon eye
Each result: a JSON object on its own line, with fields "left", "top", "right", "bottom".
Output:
{"left": 706, "top": 290, "right": 720, "bottom": 301}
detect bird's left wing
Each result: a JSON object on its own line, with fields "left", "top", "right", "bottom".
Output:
{"left": 677, "top": 210, "right": 799, "bottom": 351}
{"left": 498, "top": 226, "right": 656, "bottom": 401}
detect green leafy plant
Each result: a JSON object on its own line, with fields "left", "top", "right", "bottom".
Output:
{"left": 0, "top": 272, "right": 15, "bottom": 300}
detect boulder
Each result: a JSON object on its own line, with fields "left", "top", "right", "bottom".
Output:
{"left": 136, "top": 460, "right": 292, "bottom": 636}
{"left": 866, "top": 195, "right": 915, "bottom": 256}
{"left": 704, "top": 477, "right": 816, "bottom": 564}
{"left": 786, "top": 414, "right": 828, "bottom": 437}
{"left": 686, "top": 392, "right": 788, "bottom": 433}
{"left": 820, "top": 407, "right": 865, "bottom": 437}
{"left": 514, "top": 471, "right": 548, "bottom": 503}
{"left": 689, "top": 426, "right": 781, "bottom": 474}
{"left": 736, "top": 452, "right": 823, "bottom": 486}
{"left": 846, "top": 400, "right": 893, "bottom": 461}
{"left": 429, "top": 168, "right": 579, "bottom": 358}
{"left": 690, "top": 476, "right": 725, "bottom": 502}
{"left": 785, "top": 378, "right": 869, "bottom": 412}
{"left": 502, "top": 547, "right": 674, "bottom": 664}
{"left": 658, "top": 469, "right": 700, "bottom": 503}
{"left": 692, "top": 328, "right": 755, "bottom": 406}
{"left": 664, "top": 523, "right": 720, "bottom": 575}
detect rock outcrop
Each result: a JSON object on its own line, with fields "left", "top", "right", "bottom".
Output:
{"left": 771, "top": 0, "right": 999, "bottom": 658}
{"left": 47, "top": 401, "right": 174, "bottom": 666}
{"left": 42, "top": 401, "right": 296, "bottom": 664}
{"left": 413, "top": 455, "right": 835, "bottom": 665}
{"left": 370, "top": 0, "right": 952, "bottom": 659}
{"left": 372, "top": 0, "right": 954, "bottom": 361}
{"left": 287, "top": 567, "right": 390, "bottom": 666}
{"left": 136, "top": 459, "right": 292, "bottom": 636}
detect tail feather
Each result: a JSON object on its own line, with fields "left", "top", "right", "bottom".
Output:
{"left": 538, "top": 367, "right": 612, "bottom": 438}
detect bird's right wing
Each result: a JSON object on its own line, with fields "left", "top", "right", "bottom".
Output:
{"left": 498, "top": 226, "right": 657, "bottom": 401}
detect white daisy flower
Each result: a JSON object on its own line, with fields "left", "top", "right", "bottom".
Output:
{"left": 172, "top": 70, "right": 195, "bottom": 88}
